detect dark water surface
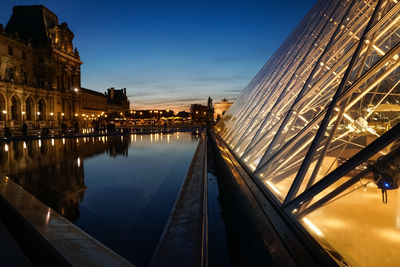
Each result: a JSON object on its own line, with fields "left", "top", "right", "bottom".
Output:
{"left": 0, "top": 132, "right": 199, "bottom": 266}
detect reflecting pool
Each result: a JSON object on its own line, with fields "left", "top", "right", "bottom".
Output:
{"left": 0, "top": 132, "right": 199, "bottom": 266}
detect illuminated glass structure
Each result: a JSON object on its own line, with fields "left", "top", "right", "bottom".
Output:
{"left": 216, "top": 0, "right": 400, "bottom": 265}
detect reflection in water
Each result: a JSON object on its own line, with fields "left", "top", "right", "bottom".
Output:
{"left": 0, "top": 131, "right": 199, "bottom": 265}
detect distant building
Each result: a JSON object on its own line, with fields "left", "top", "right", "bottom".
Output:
{"left": 0, "top": 5, "right": 129, "bottom": 129}
{"left": 214, "top": 98, "right": 233, "bottom": 120}
{"left": 190, "top": 104, "right": 207, "bottom": 122}
{"left": 80, "top": 87, "right": 129, "bottom": 119}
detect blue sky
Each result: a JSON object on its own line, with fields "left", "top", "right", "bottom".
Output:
{"left": 0, "top": 0, "right": 317, "bottom": 110}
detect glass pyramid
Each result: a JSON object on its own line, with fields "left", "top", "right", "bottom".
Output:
{"left": 216, "top": 0, "right": 400, "bottom": 265}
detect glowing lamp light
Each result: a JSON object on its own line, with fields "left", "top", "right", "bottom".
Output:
{"left": 2, "top": 110, "right": 6, "bottom": 114}
{"left": 22, "top": 111, "right": 25, "bottom": 115}
{"left": 74, "top": 88, "right": 78, "bottom": 92}
{"left": 50, "top": 112, "right": 54, "bottom": 116}
{"left": 37, "top": 112, "right": 40, "bottom": 115}
{"left": 302, "top": 217, "right": 324, "bottom": 237}
{"left": 61, "top": 113, "right": 65, "bottom": 116}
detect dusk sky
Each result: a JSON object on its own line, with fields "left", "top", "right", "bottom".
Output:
{"left": 0, "top": 0, "right": 317, "bottom": 111}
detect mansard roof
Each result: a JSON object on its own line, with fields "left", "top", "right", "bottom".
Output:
{"left": 5, "top": 5, "right": 59, "bottom": 45}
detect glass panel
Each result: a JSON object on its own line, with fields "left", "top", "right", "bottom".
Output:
{"left": 240, "top": 1, "right": 376, "bottom": 168}
{"left": 297, "top": 41, "right": 400, "bottom": 196}
{"left": 293, "top": 137, "right": 400, "bottom": 266}
{"left": 253, "top": 116, "right": 322, "bottom": 202}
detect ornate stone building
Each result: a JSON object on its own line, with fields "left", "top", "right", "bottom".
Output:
{"left": 80, "top": 87, "right": 130, "bottom": 119}
{"left": 0, "top": 5, "right": 129, "bottom": 130}
{"left": 214, "top": 98, "right": 232, "bottom": 120}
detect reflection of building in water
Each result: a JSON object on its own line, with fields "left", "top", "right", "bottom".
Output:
{"left": 106, "top": 135, "right": 129, "bottom": 157}
{"left": 0, "top": 136, "right": 130, "bottom": 221}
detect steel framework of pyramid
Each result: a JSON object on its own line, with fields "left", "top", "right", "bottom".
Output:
{"left": 216, "top": 0, "right": 400, "bottom": 265}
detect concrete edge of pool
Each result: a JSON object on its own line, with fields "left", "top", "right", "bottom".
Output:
{"left": 0, "top": 175, "right": 135, "bottom": 266}
{"left": 150, "top": 132, "right": 208, "bottom": 267}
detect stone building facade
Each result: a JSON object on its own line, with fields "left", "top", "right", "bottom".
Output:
{"left": 0, "top": 5, "right": 129, "bottom": 130}
{"left": 214, "top": 98, "right": 232, "bottom": 120}
{"left": 80, "top": 87, "right": 130, "bottom": 119}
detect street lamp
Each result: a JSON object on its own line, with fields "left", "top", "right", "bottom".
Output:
{"left": 2, "top": 110, "right": 7, "bottom": 127}
{"left": 50, "top": 112, "right": 54, "bottom": 129}
{"left": 37, "top": 111, "right": 40, "bottom": 129}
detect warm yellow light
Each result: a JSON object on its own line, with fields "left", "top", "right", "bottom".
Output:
{"left": 196, "top": 111, "right": 198, "bottom": 114}
{"left": 61, "top": 113, "right": 64, "bottom": 116}
{"left": 74, "top": 88, "right": 78, "bottom": 92}
{"left": 120, "top": 112, "right": 123, "bottom": 116}
{"left": 37, "top": 112, "right": 40, "bottom": 115}
{"left": 130, "top": 110, "right": 133, "bottom": 114}
{"left": 134, "top": 111, "right": 136, "bottom": 114}
{"left": 50, "top": 112, "right": 53, "bottom": 116}
{"left": 22, "top": 111, "right": 25, "bottom": 115}
{"left": 266, "top": 181, "right": 281, "bottom": 196}
{"left": 302, "top": 217, "right": 324, "bottom": 237}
